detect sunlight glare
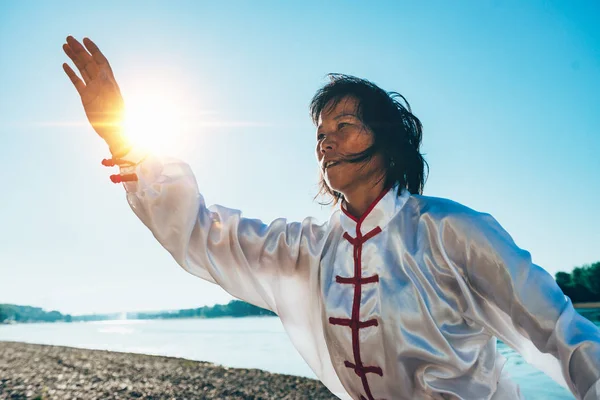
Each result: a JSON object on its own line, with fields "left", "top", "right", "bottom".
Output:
{"left": 121, "top": 82, "right": 192, "bottom": 155}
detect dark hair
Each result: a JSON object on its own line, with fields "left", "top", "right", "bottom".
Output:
{"left": 310, "top": 74, "right": 428, "bottom": 204}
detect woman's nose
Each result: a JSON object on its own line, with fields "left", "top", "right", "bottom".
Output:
{"left": 320, "top": 136, "right": 335, "bottom": 155}
{"left": 320, "top": 143, "right": 332, "bottom": 155}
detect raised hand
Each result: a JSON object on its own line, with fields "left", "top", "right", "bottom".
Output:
{"left": 62, "top": 36, "right": 130, "bottom": 156}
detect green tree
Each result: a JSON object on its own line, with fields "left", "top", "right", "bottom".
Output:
{"left": 555, "top": 262, "right": 600, "bottom": 303}
{"left": 555, "top": 272, "right": 572, "bottom": 288}
{"left": 584, "top": 262, "right": 600, "bottom": 295}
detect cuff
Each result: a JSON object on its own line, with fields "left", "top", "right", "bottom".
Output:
{"left": 118, "top": 146, "right": 148, "bottom": 192}
{"left": 101, "top": 146, "right": 152, "bottom": 192}
{"left": 119, "top": 148, "right": 162, "bottom": 194}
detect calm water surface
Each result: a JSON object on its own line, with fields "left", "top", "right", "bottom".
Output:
{"left": 2, "top": 316, "right": 598, "bottom": 399}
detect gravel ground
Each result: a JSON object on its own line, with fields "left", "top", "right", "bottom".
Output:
{"left": 0, "top": 341, "right": 338, "bottom": 400}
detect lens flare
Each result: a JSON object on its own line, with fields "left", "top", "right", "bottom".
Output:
{"left": 122, "top": 91, "right": 187, "bottom": 154}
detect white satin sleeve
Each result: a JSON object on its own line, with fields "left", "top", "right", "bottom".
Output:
{"left": 442, "top": 211, "right": 600, "bottom": 400}
{"left": 117, "top": 149, "right": 329, "bottom": 314}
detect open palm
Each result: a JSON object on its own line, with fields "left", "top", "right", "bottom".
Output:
{"left": 62, "top": 36, "right": 128, "bottom": 155}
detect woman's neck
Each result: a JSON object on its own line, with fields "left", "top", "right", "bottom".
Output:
{"left": 343, "top": 180, "right": 387, "bottom": 218}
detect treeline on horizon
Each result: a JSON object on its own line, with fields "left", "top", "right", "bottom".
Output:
{"left": 554, "top": 261, "right": 600, "bottom": 303}
{"left": 1, "top": 262, "right": 598, "bottom": 324}
{"left": 0, "top": 300, "right": 275, "bottom": 324}
{"left": 129, "top": 300, "right": 276, "bottom": 320}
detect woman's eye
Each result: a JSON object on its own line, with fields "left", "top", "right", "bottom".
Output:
{"left": 337, "top": 122, "right": 349, "bottom": 130}
{"left": 317, "top": 133, "right": 325, "bottom": 141}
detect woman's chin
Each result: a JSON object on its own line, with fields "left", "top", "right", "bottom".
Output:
{"left": 324, "top": 176, "right": 346, "bottom": 195}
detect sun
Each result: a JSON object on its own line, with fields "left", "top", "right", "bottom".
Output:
{"left": 120, "top": 78, "right": 195, "bottom": 155}
{"left": 122, "top": 94, "right": 185, "bottom": 153}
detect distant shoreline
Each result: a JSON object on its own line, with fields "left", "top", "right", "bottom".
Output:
{"left": 0, "top": 314, "right": 278, "bottom": 325}
{"left": 1, "top": 304, "right": 598, "bottom": 325}
{"left": 573, "top": 302, "right": 600, "bottom": 309}
{"left": 0, "top": 341, "right": 336, "bottom": 399}
{"left": 0, "top": 300, "right": 275, "bottom": 325}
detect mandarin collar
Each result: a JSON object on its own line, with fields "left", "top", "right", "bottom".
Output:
{"left": 339, "top": 185, "right": 410, "bottom": 237}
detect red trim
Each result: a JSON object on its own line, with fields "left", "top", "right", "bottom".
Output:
{"left": 328, "top": 317, "right": 378, "bottom": 329}
{"left": 341, "top": 185, "right": 392, "bottom": 224}
{"left": 104, "top": 156, "right": 137, "bottom": 184}
{"left": 102, "top": 158, "right": 116, "bottom": 167}
{"left": 344, "top": 361, "right": 383, "bottom": 377}
{"left": 328, "top": 223, "right": 385, "bottom": 400}
{"left": 102, "top": 157, "right": 135, "bottom": 168}
{"left": 341, "top": 204, "right": 359, "bottom": 222}
{"left": 110, "top": 173, "right": 138, "bottom": 184}
{"left": 343, "top": 227, "right": 382, "bottom": 245}
{"left": 331, "top": 186, "right": 393, "bottom": 399}
{"left": 335, "top": 275, "right": 379, "bottom": 284}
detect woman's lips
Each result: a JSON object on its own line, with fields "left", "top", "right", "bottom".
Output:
{"left": 324, "top": 161, "right": 341, "bottom": 170}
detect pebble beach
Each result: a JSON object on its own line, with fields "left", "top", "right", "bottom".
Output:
{"left": 0, "top": 342, "right": 337, "bottom": 399}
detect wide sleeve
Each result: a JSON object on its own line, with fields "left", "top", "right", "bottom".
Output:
{"left": 116, "top": 148, "right": 329, "bottom": 314}
{"left": 441, "top": 210, "right": 600, "bottom": 400}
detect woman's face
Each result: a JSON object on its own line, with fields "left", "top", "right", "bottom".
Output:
{"left": 315, "top": 96, "right": 385, "bottom": 196}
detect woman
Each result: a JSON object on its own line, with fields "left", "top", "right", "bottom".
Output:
{"left": 62, "top": 36, "right": 600, "bottom": 400}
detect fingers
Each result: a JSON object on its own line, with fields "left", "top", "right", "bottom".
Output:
{"left": 63, "top": 43, "right": 91, "bottom": 83}
{"left": 83, "top": 37, "right": 110, "bottom": 68}
{"left": 65, "top": 36, "right": 99, "bottom": 83}
{"left": 62, "top": 62, "right": 85, "bottom": 95}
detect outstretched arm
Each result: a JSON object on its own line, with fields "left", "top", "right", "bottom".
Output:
{"left": 117, "top": 148, "right": 328, "bottom": 312}
{"left": 62, "top": 36, "right": 328, "bottom": 312}
{"left": 443, "top": 211, "right": 600, "bottom": 400}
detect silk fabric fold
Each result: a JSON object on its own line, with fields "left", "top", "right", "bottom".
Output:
{"left": 120, "top": 150, "right": 600, "bottom": 399}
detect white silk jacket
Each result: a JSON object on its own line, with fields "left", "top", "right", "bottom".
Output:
{"left": 118, "top": 150, "right": 600, "bottom": 400}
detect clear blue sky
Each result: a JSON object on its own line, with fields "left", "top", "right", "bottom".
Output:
{"left": 1, "top": 0, "right": 599, "bottom": 315}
